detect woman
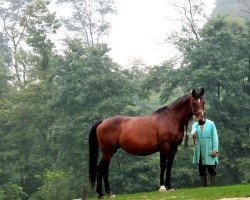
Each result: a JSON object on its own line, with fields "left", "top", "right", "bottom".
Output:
{"left": 191, "top": 118, "right": 219, "bottom": 187}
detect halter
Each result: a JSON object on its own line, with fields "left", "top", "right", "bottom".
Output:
{"left": 190, "top": 97, "right": 203, "bottom": 116}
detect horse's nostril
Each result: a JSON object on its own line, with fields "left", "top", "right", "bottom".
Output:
{"left": 198, "top": 118, "right": 206, "bottom": 125}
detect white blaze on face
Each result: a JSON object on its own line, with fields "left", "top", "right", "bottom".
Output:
{"left": 197, "top": 98, "right": 204, "bottom": 115}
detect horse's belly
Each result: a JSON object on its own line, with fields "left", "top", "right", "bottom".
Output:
{"left": 123, "top": 147, "right": 158, "bottom": 156}
{"left": 119, "top": 135, "right": 159, "bottom": 156}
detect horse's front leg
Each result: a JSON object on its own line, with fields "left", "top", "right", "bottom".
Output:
{"left": 165, "top": 158, "right": 174, "bottom": 190}
{"left": 159, "top": 151, "right": 167, "bottom": 192}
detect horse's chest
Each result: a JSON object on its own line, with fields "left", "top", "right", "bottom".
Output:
{"left": 175, "top": 132, "right": 184, "bottom": 144}
{"left": 158, "top": 129, "right": 183, "bottom": 144}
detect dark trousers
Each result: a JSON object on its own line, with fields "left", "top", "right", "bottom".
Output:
{"left": 198, "top": 156, "right": 216, "bottom": 176}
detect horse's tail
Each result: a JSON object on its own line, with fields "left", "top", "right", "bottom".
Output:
{"left": 89, "top": 120, "right": 103, "bottom": 189}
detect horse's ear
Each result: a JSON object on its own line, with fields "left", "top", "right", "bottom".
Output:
{"left": 192, "top": 89, "right": 196, "bottom": 97}
{"left": 200, "top": 88, "right": 205, "bottom": 97}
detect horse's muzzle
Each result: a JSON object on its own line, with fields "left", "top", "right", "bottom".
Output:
{"left": 198, "top": 117, "right": 206, "bottom": 125}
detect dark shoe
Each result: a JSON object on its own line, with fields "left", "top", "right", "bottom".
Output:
{"left": 201, "top": 176, "right": 208, "bottom": 187}
{"left": 210, "top": 175, "right": 216, "bottom": 186}
{"left": 166, "top": 182, "right": 175, "bottom": 190}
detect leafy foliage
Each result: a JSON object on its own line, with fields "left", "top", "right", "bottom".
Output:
{"left": 0, "top": 0, "right": 249, "bottom": 199}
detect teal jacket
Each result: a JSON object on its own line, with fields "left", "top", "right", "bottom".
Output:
{"left": 191, "top": 119, "right": 219, "bottom": 165}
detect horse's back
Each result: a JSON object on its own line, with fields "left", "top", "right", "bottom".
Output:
{"left": 97, "top": 115, "right": 138, "bottom": 141}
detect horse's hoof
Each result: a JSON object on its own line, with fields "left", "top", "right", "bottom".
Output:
{"left": 159, "top": 185, "right": 167, "bottom": 192}
{"left": 168, "top": 188, "right": 175, "bottom": 192}
{"left": 109, "top": 192, "right": 116, "bottom": 198}
{"left": 98, "top": 196, "right": 106, "bottom": 199}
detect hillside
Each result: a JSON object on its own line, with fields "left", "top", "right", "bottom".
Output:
{"left": 212, "top": 0, "right": 250, "bottom": 17}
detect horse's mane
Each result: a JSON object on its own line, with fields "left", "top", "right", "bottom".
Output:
{"left": 153, "top": 106, "right": 168, "bottom": 114}
{"left": 169, "top": 94, "right": 190, "bottom": 109}
{"left": 152, "top": 94, "right": 192, "bottom": 146}
{"left": 153, "top": 94, "right": 191, "bottom": 115}
{"left": 170, "top": 94, "right": 193, "bottom": 146}
{"left": 170, "top": 94, "right": 193, "bottom": 123}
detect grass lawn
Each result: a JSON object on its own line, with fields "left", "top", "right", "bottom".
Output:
{"left": 89, "top": 184, "right": 250, "bottom": 200}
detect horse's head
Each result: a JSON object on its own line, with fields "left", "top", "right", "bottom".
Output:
{"left": 190, "top": 88, "right": 206, "bottom": 125}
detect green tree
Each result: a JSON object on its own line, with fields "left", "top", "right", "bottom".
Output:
{"left": 0, "top": 0, "right": 32, "bottom": 86}
{"left": 50, "top": 42, "right": 139, "bottom": 194}
{"left": 0, "top": 33, "right": 12, "bottom": 66}
{"left": 29, "top": 170, "right": 77, "bottom": 200}
{"left": 57, "top": 0, "right": 116, "bottom": 47}
{"left": 0, "top": 0, "right": 60, "bottom": 87}
{"left": 145, "top": 16, "right": 250, "bottom": 186}
{"left": 0, "top": 183, "right": 27, "bottom": 200}
{"left": 0, "top": 55, "right": 9, "bottom": 99}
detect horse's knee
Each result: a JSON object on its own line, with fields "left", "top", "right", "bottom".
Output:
{"left": 160, "top": 162, "right": 166, "bottom": 169}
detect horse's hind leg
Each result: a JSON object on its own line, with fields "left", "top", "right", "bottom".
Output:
{"left": 103, "top": 159, "right": 116, "bottom": 197}
{"left": 103, "top": 153, "right": 116, "bottom": 198}
{"left": 96, "top": 159, "right": 105, "bottom": 198}
{"left": 97, "top": 154, "right": 116, "bottom": 198}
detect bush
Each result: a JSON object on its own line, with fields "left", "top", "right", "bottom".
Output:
{"left": 29, "top": 170, "right": 80, "bottom": 200}
{"left": 0, "top": 182, "right": 27, "bottom": 200}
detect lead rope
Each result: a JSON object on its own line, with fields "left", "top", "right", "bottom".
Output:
{"left": 190, "top": 98, "right": 198, "bottom": 115}
{"left": 184, "top": 125, "right": 188, "bottom": 147}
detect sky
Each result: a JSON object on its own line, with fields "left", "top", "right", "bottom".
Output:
{"left": 106, "top": 0, "right": 216, "bottom": 67}
{"left": 108, "top": 0, "right": 179, "bottom": 67}
{"left": 52, "top": 0, "right": 216, "bottom": 67}
{"left": 107, "top": 0, "right": 177, "bottom": 67}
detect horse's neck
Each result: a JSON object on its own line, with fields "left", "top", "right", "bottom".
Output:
{"left": 168, "top": 97, "right": 191, "bottom": 127}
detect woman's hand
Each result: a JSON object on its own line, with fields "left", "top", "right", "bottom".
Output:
{"left": 211, "top": 151, "right": 217, "bottom": 157}
{"left": 192, "top": 132, "right": 197, "bottom": 145}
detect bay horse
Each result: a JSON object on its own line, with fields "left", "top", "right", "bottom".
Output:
{"left": 89, "top": 88, "right": 206, "bottom": 198}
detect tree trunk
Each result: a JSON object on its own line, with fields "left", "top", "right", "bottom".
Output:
{"left": 248, "top": 59, "right": 250, "bottom": 95}
{"left": 217, "top": 83, "right": 221, "bottom": 101}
